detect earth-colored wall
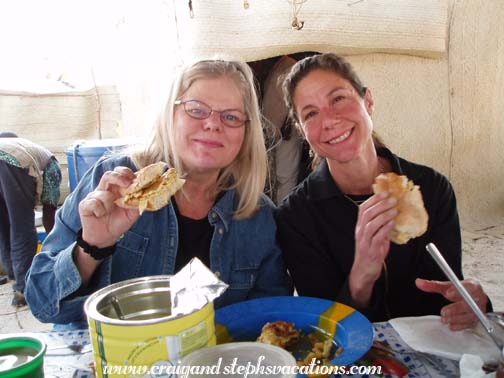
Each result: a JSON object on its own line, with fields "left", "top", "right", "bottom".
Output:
{"left": 448, "top": 0, "right": 504, "bottom": 229}
{"left": 172, "top": 0, "right": 504, "bottom": 229}
{"left": 348, "top": 1, "right": 504, "bottom": 230}
{"left": 2, "top": 0, "right": 502, "bottom": 229}
{"left": 0, "top": 87, "right": 122, "bottom": 202}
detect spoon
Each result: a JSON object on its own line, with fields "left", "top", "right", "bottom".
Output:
{"left": 46, "top": 343, "right": 92, "bottom": 355}
{"left": 426, "top": 243, "right": 503, "bottom": 350}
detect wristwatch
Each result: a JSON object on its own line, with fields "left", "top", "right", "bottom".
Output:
{"left": 76, "top": 228, "right": 116, "bottom": 260}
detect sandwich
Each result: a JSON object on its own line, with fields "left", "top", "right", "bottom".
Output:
{"left": 372, "top": 172, "right": 428, "bottom": 245}
{"left": 116, "top": 162, "right": 185, "bottom": 215}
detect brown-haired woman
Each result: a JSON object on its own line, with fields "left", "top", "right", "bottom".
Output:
{"left": 275, "top": 53, "right": 490, "bottom": 329}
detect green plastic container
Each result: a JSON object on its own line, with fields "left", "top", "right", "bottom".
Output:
{"left": 0, "top": 336, "right": 46, "bottom": 378}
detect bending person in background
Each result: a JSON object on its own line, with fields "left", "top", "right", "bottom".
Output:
{"left": 275, "top": 53, "right": 491, "bottom": 329}
{"left": 25, "top": 59, "right": 292, "bottom": 328}
{"left": 248, "top": 55, "right": 312, "bottom": 205}
{"left": 0, "top": 132, "right": 61, "bottom": 307}
{"left": 261, "top": 56, "right": 310, "bottom": 204}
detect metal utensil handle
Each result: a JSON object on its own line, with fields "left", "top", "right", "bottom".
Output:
{"left": 425, "top": 243, "right": 499, "bottom": 346}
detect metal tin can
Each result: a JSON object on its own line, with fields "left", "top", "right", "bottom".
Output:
{"left": 84, "top": 276, "right": 215, "bottom": 378}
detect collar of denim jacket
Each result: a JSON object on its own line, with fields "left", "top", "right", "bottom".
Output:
{"left": 208, "top": 189, "right": 236, "bottom": 231}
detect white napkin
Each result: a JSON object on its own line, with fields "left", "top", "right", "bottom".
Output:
{"left": 389, "top": 315, "right": 501, "bottom": 363}
{"left": 459, "top": 354, "right": 495, "bottom": 378}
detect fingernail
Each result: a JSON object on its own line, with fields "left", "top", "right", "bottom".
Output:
{"left": 388, "top": 197, "right": 397, "bottom": 205}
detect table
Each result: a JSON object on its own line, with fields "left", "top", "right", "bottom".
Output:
{"left": 35, "top": 329, "right": 94, "bottom": 378}
{"left": 27, "top": 323, "right": 459, "bottom": 378}
{"left": 365, "top": 322, "right": 459, "bottom": 378}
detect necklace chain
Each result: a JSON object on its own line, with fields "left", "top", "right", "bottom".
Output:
{"left": 343, "top": 157, "right": 388, "bottom": 207}
{"left": 343, "top": 194, "right": 369, "bottom": 207}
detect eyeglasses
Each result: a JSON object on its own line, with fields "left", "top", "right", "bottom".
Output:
{"left": 174, "top": 99, "right": 249, "bottom": 128}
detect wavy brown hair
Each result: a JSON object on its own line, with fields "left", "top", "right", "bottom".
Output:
{"left": 282, "top": 53, "right": 385, "bottom": 165}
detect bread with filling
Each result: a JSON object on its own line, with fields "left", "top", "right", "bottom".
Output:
{"left": 116, "top": 162, "right": 185, "bottom": 215}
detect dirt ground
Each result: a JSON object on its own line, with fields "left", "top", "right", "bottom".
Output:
{"left": 462, "top": 225, "right": 504, "bottom": 311}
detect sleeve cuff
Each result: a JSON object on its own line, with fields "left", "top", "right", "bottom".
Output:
{"left": 53, "top": 242, "right": 84, "bottom": 299}
{"left": 339, "top": 277, "right": 385, "bottom": 321}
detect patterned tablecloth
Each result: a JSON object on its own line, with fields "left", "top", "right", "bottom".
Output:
{"left": 353, "top": 322, "right": 459, "bottom": 378}
{"left": 30, "top": 322, "right": 460, "bottom": 378}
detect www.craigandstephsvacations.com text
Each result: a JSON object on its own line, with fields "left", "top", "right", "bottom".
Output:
{"left": 102, "top": 356, "right": 382, "bottom": 377}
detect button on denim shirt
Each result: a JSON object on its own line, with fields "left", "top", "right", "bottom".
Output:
{"left": 25, "top": 155, "right": 293, "bottom": 326}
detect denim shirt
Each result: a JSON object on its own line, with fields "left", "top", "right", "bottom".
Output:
{"left": 25, "top": 155, "right": 293, "bottom": 326}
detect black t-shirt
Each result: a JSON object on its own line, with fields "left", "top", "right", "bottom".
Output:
{"left": 173, "top": 199, "right": 213, "bottom": 272}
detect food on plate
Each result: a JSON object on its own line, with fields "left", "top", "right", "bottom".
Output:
{"left": 116, "top": 162, "right": 185, "bottom": 215}
{"left": 257, "top": 320, "right": 343, "bottom": 371}
{"left": 372, "top": 172, "right": 428, "bottom": 244}
{"left": 256, "top": 321, "right": 300, "bottom": 348}
{"left": 297, "top": 332, "right": 343, "bottom": 366}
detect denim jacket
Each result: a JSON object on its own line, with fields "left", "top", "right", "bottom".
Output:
{"left": 25, "top": 155, "right": 293, "bottom": 326}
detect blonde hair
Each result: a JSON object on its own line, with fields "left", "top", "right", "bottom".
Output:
{"left": 132, "top": 59, "right": 266, "bottom": 219}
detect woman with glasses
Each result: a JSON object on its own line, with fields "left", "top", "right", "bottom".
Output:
{"left": 275, "top": 53, "right": 491, "bottom": 330}
{"left": 25, "top": 58, "right": 293, "bottom": 327}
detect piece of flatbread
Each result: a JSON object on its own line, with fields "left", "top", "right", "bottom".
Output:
{"left": 373, "top": 172, "right": 428, "bottom": 244}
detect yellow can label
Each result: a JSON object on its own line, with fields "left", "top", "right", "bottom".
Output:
{"left": 89, "top": 302, "right": 215, "bottom": 378}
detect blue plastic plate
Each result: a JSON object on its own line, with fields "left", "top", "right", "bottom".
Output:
{"left": 215, "top": 296, "right": 373, "bottom": 367}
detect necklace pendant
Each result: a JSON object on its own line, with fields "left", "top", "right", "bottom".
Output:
{"left": 291, "top": 17, "right": 304, "bottom": 30}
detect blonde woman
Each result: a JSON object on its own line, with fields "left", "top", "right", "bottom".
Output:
{"left": 26, "top": 59, "right": 292, "bottom": 327}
